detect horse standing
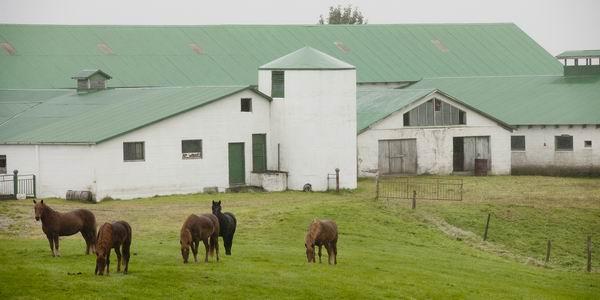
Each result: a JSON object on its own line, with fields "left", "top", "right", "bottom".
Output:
{"left": 211, "top": 201, "right": 237, "bottom": 255}
{"left": 305, "top": 219, "right": 338, "bottom": 265}
{"left": 95, "top": 221, "right": 132, "bottom": 275}
{"left": 180, "top": 214, "right": 220, "bottom": 263}
{"left": 33, "top": 199, "right": 97, "bottom": 257}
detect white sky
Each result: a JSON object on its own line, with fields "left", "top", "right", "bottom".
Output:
{"left": 1, "top": 0, "right": 598, "bottom": 55}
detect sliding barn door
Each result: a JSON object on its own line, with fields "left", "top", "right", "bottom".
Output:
{"left": 462, "top": 136, "right": 490, "bottom": 171}
{"left": 378, "top": 139, "right": 417, "bottom": 175}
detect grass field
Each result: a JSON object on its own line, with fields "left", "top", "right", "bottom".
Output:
{"left": 0, "top": 176, "right": 598, "bottom": 299}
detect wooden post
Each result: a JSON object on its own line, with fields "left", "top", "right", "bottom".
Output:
{"left": 545, "top": 240, "right": 552, "bottom": 264}
{"left": 483, "top": 213, "right": 491, "bottom": 241}
{"left": 375, "top": 176, "right": 380, "bottom": 200}
{"left": 12, "top": 169, "right": 18, "bottom": 199}
{"left": 32, "top": 174, "right": 36, "bottom": 199}
{"left": 411, "top": 190, "right": 416, "bottom": 210}
{"left": 587, "top": 236, "right": 592, "bottom": 273}
{"left": 335, "top": 168, "right": 340, "bottom": 193}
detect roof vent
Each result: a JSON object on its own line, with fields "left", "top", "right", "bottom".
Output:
{"left": 0, "top": 42, "right": 16, "bottom": 55}
{"left": 431, "top": 39, "right": 449, "bottom": 53}
{"left": 97, "top": 43, "right": 113, "bottom": 55}
{"left": 556, "top": 50, "right": 600, "bottom": 76}
{"left": 189, "top": 43, "right": 204, "bottom": 55}
{"left": 71, "top": 69, "right": 112, "bottom": 92}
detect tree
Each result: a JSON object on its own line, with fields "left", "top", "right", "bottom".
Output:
{"left": 318, "top": 5, "right": 366, "bottom": 25}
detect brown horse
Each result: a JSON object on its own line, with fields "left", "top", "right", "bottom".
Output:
{"left": 33, "top": 199, "right": 97, "bottom": 257}
{"left": 305, "top": 219, "right": 338, "bottom": 265}
{"left": 95, "top": 221, "right": 132, "bottom": 275}
{"left": 180, "top": 214, "right": 220, "bottom": 264}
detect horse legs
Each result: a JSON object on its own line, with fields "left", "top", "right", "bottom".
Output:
{"left": 224, "top": 234, "right": 233, "bottom": 255}
{"left": 106, "top": 251, "right": 110, "bottom": 275}
{"left": 325, "top": 243, "right": 333, "bottom": 265}
{"left": 192, "top": 241, "right": 199, "bottom": 263}
{"left": 317, "top": 244, "right": 322, "bottom": 263}
{"left": 46, "top": 235, "right": 55, "bottom": 257}
{"left": 202, "top": 239, "right": 210, "bottom": 263}
{"left": 214, "top": 234, "right": 220, "bottom": 262}
{"left": 332, "top": 241, "right": 337, "bottom": 265}
{"left": 53, "top": 235, "right": 60, "bottom": 257}
{"left": 82, "top": 230, "right": 92, "bottom": 254}
{"left": 114, "top": 246, "right": 122, "bottom": 272}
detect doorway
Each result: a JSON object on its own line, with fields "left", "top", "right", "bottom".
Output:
{"left": 378, "top": 139, "right": 417, "bottom": 175}
{"left": 228, "top": 143, "right": 245, "bottom": 186}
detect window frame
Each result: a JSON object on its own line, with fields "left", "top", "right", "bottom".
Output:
{"left": 241, "top": 98, "right": 252, "bottom": 112}
{"left": 271, "top": 71, "right": 285, "bottom": 98}
{"left": 555, "top": 135, "right": 574, "bottom": 151}
{"left": 123, "top": 141, "right": 145, "bottom": 162}
{"left": 510, "top": 136, "right": 526, "bottom": 151}
{"left": 584, "top": 140, "right": 592, "bottom": 148}
{"left": 181, "top": 139, "right": 203, "bottom": 159}
{"left": 0, "top": 155, "right": 6, "bottom": 174}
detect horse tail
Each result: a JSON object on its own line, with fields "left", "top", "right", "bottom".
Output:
{"left": 209, "top": 234, "right": 216, "bottom": 257}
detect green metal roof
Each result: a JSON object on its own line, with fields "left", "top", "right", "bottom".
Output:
{"left": 406, "top": 75, "right": 600, "bottom": 125}
{"left": 72, "top": 69, "right": 112, "bottom": 79}
{"left": 0, "top": 86, "right": 258, "bottom": 144}
{"left": 556, "top": 50, "right": 600, "bottom": 59}
{"left": 0, "top": 23, "right": 563, "bottom": 89}
{"left": 357, "top": 88, "right": 434, "bottom": 132}
{"left": 260, "top": 46, "right": 355, "bottom": 70}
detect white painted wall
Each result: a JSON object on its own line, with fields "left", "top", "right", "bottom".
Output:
{"left": 511, "top": 125, "right": 600, "bottom": 169}
{"left": 357, "top": 93, "right": 512, "bottom": 176}
{"left": 259, "top": 69, "right": 357, "bottom": 191}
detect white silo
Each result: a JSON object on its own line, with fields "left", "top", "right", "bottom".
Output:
{"left": 258, "top": 47, "right": 357, "bottom": 191}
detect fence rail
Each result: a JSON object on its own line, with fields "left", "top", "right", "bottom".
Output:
{"left": 0, "top": 171, "right": 36, "bottom": 199}
{"left": 376, "top": 176, "right": 463, "bottom": 201}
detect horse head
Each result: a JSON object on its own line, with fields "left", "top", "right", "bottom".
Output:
{"left": 305, "top": 235, "right": 316, "bottom": 263}
{"left": 32, "top": 199, "right": 44, "bottom": 221}
{"left": 211, "top": 200, "right": 222, "bottom": 215}
{"left": 180, "top": 229, "right": 192, "bottom": 263}
{"left": 95, "top": 248, "right": 108, "bottom": 275}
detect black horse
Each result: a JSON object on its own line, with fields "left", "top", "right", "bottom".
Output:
{"left": 211, "top": 201, "right": 237, "bottom": 255}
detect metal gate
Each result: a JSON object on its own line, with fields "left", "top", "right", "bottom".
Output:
{"left": 0, "top": 171, "right": 36, "bottom": 200}
{"left": 376, "top": 176, "right": 463, "bottom": 201}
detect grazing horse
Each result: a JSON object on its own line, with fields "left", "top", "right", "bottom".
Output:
{"left": 211, "top": 201, "right": 237, "bottom": 255}
{"left": 95, "top": 221, "right": 132, "bottom": 275}
{"left": 180, "top": 214, "right": 220, "bottom": 263}
{"left": 305, "top": 219, "right": 338, "bottom": 265}
{"left": 33, "top": 199, "right": 97, "bottom": 257}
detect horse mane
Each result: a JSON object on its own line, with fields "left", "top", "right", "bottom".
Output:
{"left": 306, "top": 219, "right": 321, "bottom": 245}
{"left": 96, "top": 223, "right": 112, "bottom": 255}
{"left": 180, "top": 226, "right": 192, "bottom": 247}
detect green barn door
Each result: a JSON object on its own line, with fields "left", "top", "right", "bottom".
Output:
{"left": 252, "top": 134, "right": 267, "bottom": 173}
{"left": 228, "top": 143, "right": 245, "bottom": 186}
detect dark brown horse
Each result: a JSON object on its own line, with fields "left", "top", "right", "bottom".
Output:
{"left": 180, "top": 214, "right": 219, "bottom": 263}
{"left": 33, "top": 199, "right": 97, "bottom": 256}
{"left": 95, "top": 221, "right": 132, "bottom": 275}
{"left": 305, "top": 219, "right": 338, "bottom": 265}
{"left": 212, "top": 200, "right": 237, "bottom": 255}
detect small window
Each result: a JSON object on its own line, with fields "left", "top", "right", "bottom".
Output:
{"left": 434, "top": 99, "right": 442, "bottom": 112}
{"left": 403, "top": 112, "right": 410, "bottom": 126}
{"left": 458, "top": 110, "right": 466, "bottom": 125}
{"left": 123, "top": 142, "right": 145, "bottom": 161}
{"left": 584, "top": 140, "right": 592, "bottom": 148}
{"left": 511, "top": 136, "right": 526, "bottom": 151}
{"left": 555, "top": 135, "right": 573, "bottom": 151}
{"left": 0, "top": 155, "right": 6, "bottom": 174}
{"left": 182, "top": 139, "right": 202, "bottom": 159}
{"left": 271, "top": 71, "right": 285, "bottom": 98}
{"left": 241, "top": 98, "right": 252, "bottom": 112}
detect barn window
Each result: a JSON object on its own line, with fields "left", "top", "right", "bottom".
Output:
{"left": 434, "top": 99, "right": 442, "bottom": 111}
{"left": 555, "top": 135, "right": 573, "bottom": 151}
{"left": 271, "top": 71, "right": 285, "bottom": 98}
{"left": 252, "top": 134, "right": 267, "bottom": 173}
{"left": 511, "top": 136, "right": 526, "bottom": 151}
{"left": 403, "top": 112, "right": 410, "bottom": 126}
{"left": 123, "top": 142, "right": 145, "bottom": 161}
{"left": 404, "top": 99, "right": 466, "bottom": 126}
{"left": 0, "top": 155, "right": 6, "bottom": 174}
{"left": 584, "top": 140, "right": 592, "bottom": 148}
{"left": 241, "top": 98, "right": 252, "bottom": 112}
{"left": 182, "top": 140, "right": 202, "bottom": 159}
{"left": 458, "top": 111, "right": 466, "bottom": 125}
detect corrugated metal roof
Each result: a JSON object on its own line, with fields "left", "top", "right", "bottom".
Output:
{"left": 0, "top": 86, "right": 256, "bottom": 144}
{"left": 0, "top": 23, "right": 563, "bottom": 88}
{"left": 260, "top": 47, "right": 355, "bottom": 70}
{"left": 406, "top": 75, "right": 600, "bottom": 125}
{"left": 357, "top": 88, "right": 434, "bottom": 132}
{"left": 556, "top": 50, "right": 600, "bottom": 59}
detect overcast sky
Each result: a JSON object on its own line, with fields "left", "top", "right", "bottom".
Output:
{"left": 1, "top": 0, "right": 598, "bottom": 55}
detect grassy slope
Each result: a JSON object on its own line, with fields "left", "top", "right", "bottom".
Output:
{"left": 0, "top": 177, "right": 598, "bottom": 299}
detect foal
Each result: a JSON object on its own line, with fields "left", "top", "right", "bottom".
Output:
{"left": 305, "top": 219, "right": 338, "bottom": 265}
{"left": 33, "top": 199, "right": 97, "bottom": 256}
{"left": 180, "top": 214, "right": 220, "bottom": 263}
{"left": 95, "top": 221, "right": 132, "bottom": 275}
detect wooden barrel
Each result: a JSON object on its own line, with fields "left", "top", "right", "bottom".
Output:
{"left": 66, "top": 190, "right": 93, "bottom": 202}
{"left": 474, "top": 159, "right": 488, "bottom": 176}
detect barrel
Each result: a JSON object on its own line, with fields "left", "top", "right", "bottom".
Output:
{"left": 474, "top": 159, "right": 488, "bottom": 176}
{"left": 66, "top": 190, "right": 93, "bottom": 202}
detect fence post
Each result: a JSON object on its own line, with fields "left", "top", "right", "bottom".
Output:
{"left": 335, "top": 168, "right": 340, "bottom": 193}
{"left": 375, "top": 175, "right": 380, "bottom": 200}
{"left": 32, "top": 174, "right": 36, "bottom": 198}
{"left": 411, "top": 190, "right": 416, "bottom": 209}
{"left": 545, "top": 240, "right": 552, "bottom": 264}
{"left": 588, "top": 236, "right": 592, "bottom": 272}
{"left": 483, "top": 213, "right": 491, "bottom": 241}
{"left": 12, "top": 169, "right": 18, "bottom": 198}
